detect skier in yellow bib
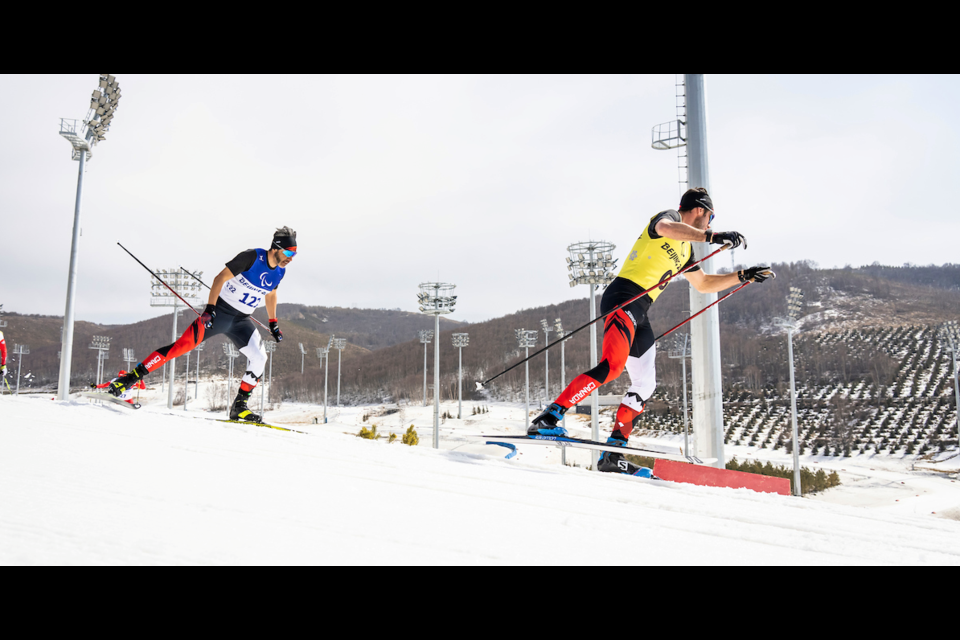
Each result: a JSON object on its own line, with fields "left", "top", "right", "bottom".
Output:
{"left": 531, "top": 188, "right": 775, "bottom": 474}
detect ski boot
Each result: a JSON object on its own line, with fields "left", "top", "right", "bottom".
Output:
{"left": 527, "top": 403, "right": 568, "bottom": 436}
{"left": 107, "top": 363, "right": 148, "bottom": 397}
{"left": 230, "top": 388, "right": 262, "bottom": 423}
{"left": 596, "top": 433, "right": 653, "bottom": 477}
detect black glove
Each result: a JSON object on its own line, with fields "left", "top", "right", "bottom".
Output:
{"left": 269, "top": 319, "right": 283, "bottom": 343}
{"left": 739, "top": 266, "right": 776, "bottom": 283}
{"left": 705, "top": 230, "right": 747, "bottom": 250}
{"left": 199, "top": 304, "right": 217, "bottom": 329}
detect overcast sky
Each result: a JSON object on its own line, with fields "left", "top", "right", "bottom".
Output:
{"left": 2, "top": 74, "right": 957, "bottom": 325}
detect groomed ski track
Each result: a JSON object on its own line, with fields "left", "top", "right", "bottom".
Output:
{"left": 2, "top": 395, "right": 959, "bottom": 565}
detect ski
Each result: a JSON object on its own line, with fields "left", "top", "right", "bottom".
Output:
{"left": 462, "top": 433, "right": 716, "bottom": 465}
{"left": 213, "top": 418, "right": 307, "bottom": 434}
{"left": 77, "top": 391, "right": 141, "bottom": 409}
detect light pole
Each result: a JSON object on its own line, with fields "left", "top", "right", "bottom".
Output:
{"left": 317, "top": 347, "right": 329, "bottom": 423}
{"left": 419, "top": 329, "right": 434, "bottom": 407}
{"left": 89, "top": 336, "right": 110, "bottom": 386}
{"left": 194, "top": 342, "right": 205, "bottom": 400}
{"left": 262, "top": 341, "right": 275, "bottom": 415}
{"left": 223, "top": 342, "right": 239, "bottom": 418}
{"left": 13, "top": 344, "right": 29, "bottom": 395}
{"left": 939, "top": 321, "right": 960, "bottom": 453}
{"left": 332, "top": 337, "right": 347, "bottom": 406}
{"left": 123, "top": 348, "right": 136, "bottom": 373}
{"left": 150, "top": 269, "right": 202, "bottom": 409}
{"left": 57, "top": 74, "right": 122, "bottom": 402}
{"left": 540, "top": 319, "right": 553, "bottom": 404}
{"left": 667, "top": 332, "right": 692, "bottom": 454}
{"left": 452, "top": 333, "right": 469, "bottom": 418}
{"left": 299, "top": 342, "right": 307, "bottom": 374}
{"left": 418, "top": 282, "right": 457, "bottom": 449}
{"left": 776, "top": 287, "right": 805, "bottom": 496}
{"left": 567, "top": 241, "right": 617, "bottom": 469}
{"left": 516, "top": 329, "right": 539, "bottom": 431}
{"left": 554, "top": 318, "right": 567, "bottom": 462}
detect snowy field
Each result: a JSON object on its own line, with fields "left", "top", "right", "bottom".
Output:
{"left": 3, "top": 384, "right": 960, "bottom": 565}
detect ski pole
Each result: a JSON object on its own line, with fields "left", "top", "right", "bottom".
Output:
{"left": 476, "top": 245, "right": 729, "bottom": 389}
{"left": 178, "top": 266, "right": 271, "bottom": 331}
{"left": 117, "top": 243, "right": 202, "bottom": 318}
{"left": 653, "top": 267, "right": 776, "bottom": 342}
{"left": 654, "top": 281, "right": 752, "bottom": 343}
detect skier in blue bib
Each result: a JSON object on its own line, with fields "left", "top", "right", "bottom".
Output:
{"left": 108, "top": 227, "right": 297, "bottom": 422}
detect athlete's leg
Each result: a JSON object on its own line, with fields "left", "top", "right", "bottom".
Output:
{"left": 554, "top": 309, "right": 635, "bottom": 409}
{"left": 612, "top": 322, "right": 656, "bottom": 441}
{"left": 233, "top": 322, "right": 267, "bottom": 393}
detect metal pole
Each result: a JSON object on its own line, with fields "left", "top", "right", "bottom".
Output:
{"left": 433, "top": 313, "right": 440, "bottom": 449}
{"left": 195, "top": 347, "right": 201, "bottom": 399}
{"left": 543, "top": 329, "right": 550, "bottom": 406}
{"left": 423, "top": 341, "right": 428, "bottom": 407}
{"left": 589, "top": 276, "right": 599, "bottom": 469}
{"left": 184, "top": 351, "right": 190, "bottom": 411}
{"left": 560, "top": 335, "right": 566, "bottom": 466}
{"left": 949, "top": 333, "right": 960, "bottom": 454}
{"left": 16, "top": 351, "right": 23, "bottom": 395}
{"left": 337, "top": 347, "right": 342, "bottom": 407}
{"left": 685, "top": 73, "right": 725, "bottom": 469}
{"left": 458, "top": 344, "right": 463, "bottom": 419}
{"left": 324, "top": 350, "right": 329, "bottom": 423}
{"left": 57, "top": 150, "right": 86, "bottom": 401}
{"left": 788, "top": 328, "right": 801, "bottom": 496}
{"left": 525, "top": 345, "right": 530, "bottom": 432}
{"left": 682, "top": 334, "right": 690, "bottom": 455}
{"left": 167, "top": 302, "right": 179, "bottom": 410}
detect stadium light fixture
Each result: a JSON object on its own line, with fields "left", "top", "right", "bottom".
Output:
{"left": 775, "top": 286, "right": 805, "bottom": 496}
{"left": 567, "top": 240, "right": 615, "bottom": 467}
{"left": 419, "top": 282, "right": 457, "bottom": 449}
{"left": 13, "top": 343, "right": 30, "bottom": 395}
{"left": 56, "top": 76, "right": 122, "bottom": 402}
{"left": 452, "top": 333, "right": 469, "bottom": 418}
{"left": 516, "top": 329, "right": 539, "bottom": 431}
{"left": 317, "top": 346, "right": 330, "bottom": 423}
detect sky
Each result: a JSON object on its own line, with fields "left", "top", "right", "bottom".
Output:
{"left": 1, "top": 74, "right": 958, "bottom": 325}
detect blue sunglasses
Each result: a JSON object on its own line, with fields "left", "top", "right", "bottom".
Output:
{"left": 280, "top": 249, "right": 297, "bottom": 258}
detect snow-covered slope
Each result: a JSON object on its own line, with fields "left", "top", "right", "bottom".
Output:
{"left": 2, "top": 394, "right": 959, "bottom": 565}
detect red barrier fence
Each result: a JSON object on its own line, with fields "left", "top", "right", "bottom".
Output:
{"left": 652, "top": 459, "right": 791, "bottom": 496}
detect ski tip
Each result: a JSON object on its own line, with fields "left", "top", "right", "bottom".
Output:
{"left": 475, "top": 381, "right": 484, "bottom": 391}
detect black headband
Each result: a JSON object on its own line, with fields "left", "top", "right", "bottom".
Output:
{"left": 272, "top": 235, "right": 297, "bottom": 250}
{"left": 680, "top": 191, "right": 713, "bottom": 212}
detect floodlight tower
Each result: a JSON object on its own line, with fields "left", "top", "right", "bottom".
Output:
{"left": 667, "top": 332, "right": 692, "bottom": 454}
{"left": 123, "top": 348, "right": 136, "bottom": 372}
{"left": 222, "top": 342, "right": 240, "bottom": 417}
{"left": 418, "top": 329, "right": 434, "bottom": 407}
{"left": 57, "top": 74, "right": 122, "bottom": 402}
{"left": 939, "top": 321, "right": 960, "bottom": 451}
{"left": 418, "top": 282, "right": 457, "bottom": 449}
{"left": 554, "top": 318, "right": 569, "bottom": 466}
{"left": 452, "top": 333, "right": 469, "bottom": 418}
{"left": 516, "top": 329, "right": 539, "bottom": 431}
{"left": 775, "top": 287, "right": 805, "bottom": 496}
{"left": 0, "top": 304, "right": 7, "bottom": 328}
{"left": 12, "top": 344, "right": 30, "bottom": 395}
{"left": 194, "top": 342, "right": 205, "bottom": 400}
{"left": 566, "top": 240, "right": 617, "bottom": 468}
{"left": 332, "top": 337, "right": 347, "bottom": 406}
{"left": 89, "top": 336, "right": 110, "bottom": 386}
{"left": 652, "top": 73, "right": 725, "bottom": 468}
{"left": 298, "top": 343, "right": 307, "bottom": 374}
{"left": 317, "top": 347, "right": 329, "bottom": 423}
{"left": 540, "top": 320, "right": 553, "bottom": 403}
{"left": 150, "top": 269, "right": 203, "bottom": 409}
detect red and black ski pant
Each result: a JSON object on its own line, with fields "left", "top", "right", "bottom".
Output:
{"left": 141, "top": 300, "right": 266, "bottom": 393}
{"left": 553, "top": 278, "right": 657, "bottom": 440}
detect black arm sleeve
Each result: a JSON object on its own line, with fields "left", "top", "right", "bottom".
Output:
{"left": 647, "top": 210, "right": 682, "bottom": 240}
{"left": 224, "top": 249, "right": 257, "bottom": 276}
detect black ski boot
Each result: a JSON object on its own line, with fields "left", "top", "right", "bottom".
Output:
{"left": 527, "top": 403, "right": 568, "bottom": 436}
{"left": 107, "top": 363, "right": 148, "bottom": 397}
{"left": 230, "top": 388, "right": 262, "bottom": 423}
{"left": 596, "top": 432, "right": 653, "bottom": 477}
